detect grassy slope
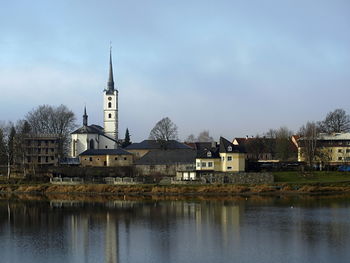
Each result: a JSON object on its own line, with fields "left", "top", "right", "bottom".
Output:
{"left": 273, "top": 171, "right": 350, "bottom": 184}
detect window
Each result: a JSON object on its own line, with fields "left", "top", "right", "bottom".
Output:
{"left": 115, "top": 157, "right": 118, "bottom": 160}
{"left": 227, "top": 166, "right": 232, "bottom": 170}
{"left": 227, "top": 146, "right": 232, "bottom": 152}
{"left": 202, "top": 162, "right": 207, "bottom": 167}
{"left": 208, "top": 162, "right": 213, "bottom": 167}
{"left": 45, "top": 157, "right": 48, "bottom": 163}
{"left": 338, "top": 157, "right": 343, "bottom": 161}
{"left": 108, "top": 113, "right": 112, "bottom": 118}
{"left": 346, "top": 149, "right": 350, "bottom": 153}
{"left": 105, "top": 146, "right": 108, "bottom": 149}
{"left": 228, "top": 156, "right": 232, "bottom": 161}
{"left": 222, "top": 157, "right": 225, "bottom": 161}
{"left": 207, "top": 151, "right": 212, "bottom": 157}
{"left": 108, "top": 102, "right": 112, "bottom": 108}
{"left": 51, "top": 156, "right": 54, "bottom": 160}
{"left": 338, "top": 149, "right": 342, "bottom": 153}
{"left": 89, "top": 157, "right": 92, "bottom": 162}
{"left": 38, "top": 157, "right": 41, "bottom": 163}
{"left": 124, "top": 157, "right": 127, "bottom": 160}
{"left": 196, "top": 162, "right": 200, "bottom": 167}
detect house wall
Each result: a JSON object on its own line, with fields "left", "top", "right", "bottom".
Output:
{"left": 80, "top": 155, "right": 107, "bottom": 167}
{"left": 135, "top": 163, "right": 193, "bottom": 176}
{"left": 220, "top": 153, "right": 245, "bottom": 172}
{"left": 195, "top": 158, "right": 221, "bottom": 171}
{"left": 298, "top": 146, "right": 350, "bottom": 164}
{"left": 106, "top": 155, "right": 133, "bottom": 166}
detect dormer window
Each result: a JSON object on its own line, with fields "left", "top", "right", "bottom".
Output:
{"left": 207, "top": 151, "right": 212, "bottom": 157}
{"left": 227, "top": 146, "right": 232, "bottom": 152}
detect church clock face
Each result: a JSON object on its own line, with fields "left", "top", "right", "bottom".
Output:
{"left": 108, "top": 97, "right": 112, "bottom": 101}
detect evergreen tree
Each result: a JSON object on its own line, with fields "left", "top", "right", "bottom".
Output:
{"left": 122, "top": 128, "right": 131, "bottom": 148}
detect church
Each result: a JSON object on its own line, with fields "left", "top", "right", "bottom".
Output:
{"left": 71, "top": 50, "right": 119, "bottom": 157}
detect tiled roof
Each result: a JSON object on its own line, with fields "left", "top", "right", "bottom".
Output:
{"left": 135, "top": 149, "right": 196, "bottom": 165}
{"left": 126, "top": 140, "right": 192, "bottom": 150}
{"left": 79, "top": 148, "right": 132, "bottom": 156}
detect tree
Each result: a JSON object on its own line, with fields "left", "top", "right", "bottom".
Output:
{"left": 0, "top": 123, "right": 16, "bottom": 179}
{"left": 122, "top": 128, "right": 131, "bottom": 148}
{"left": 185, "top": 134, "right": 196, "bottom": 143}
{"left": 149, "top": 117, "right": 178, "bottom": 141}
{"left": 319, "top": 108, "right": 350, "bottom": 133}
{"left": 197, "top": 130, "right": 214, "bottom": 142}
{"left": 299, "top": 122, "right": 319, "bottom": 167}
{"left": 26, "top": 104, "right": 76, "bottom": 156}
{"left": 245, "top": 135, "right": 266, "bottom": 160}
{"left": 275, "top": 126, "right": 294, "bottom": 161}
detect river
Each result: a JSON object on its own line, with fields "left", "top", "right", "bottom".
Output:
{"left": 0, "top": 194, "right": 350, "bottom": 263}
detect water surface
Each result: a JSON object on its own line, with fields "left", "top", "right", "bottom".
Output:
{"left": 1, "top": 194, "right": 350, "bottom": 263}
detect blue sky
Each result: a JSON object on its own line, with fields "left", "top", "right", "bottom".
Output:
{"left": 0, "top": 0, "right": 349, "bottom": 141}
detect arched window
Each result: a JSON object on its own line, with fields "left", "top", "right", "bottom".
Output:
{"left": 89, "top": 139, "right": 95, "bottom": 149}
{"left": 108, "top": 102, "right": 112, "bottom": 108}
{"left": 108, "top": 113, "right": 112, "bottom": 118}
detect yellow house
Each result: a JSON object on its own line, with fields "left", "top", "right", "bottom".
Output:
{"left": 79, "top": 149, "right": 133, "bottom": 167}
{"left": 297, "top": 133, "right": 350, "bottom": 165}
{"left": 196, "top": 137, "right": 246, "bottom": 172}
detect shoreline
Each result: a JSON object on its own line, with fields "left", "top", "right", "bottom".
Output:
{"left": 1, "top": 183, "right": 350, "bottom": 197}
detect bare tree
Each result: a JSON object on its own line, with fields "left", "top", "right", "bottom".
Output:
{"left": 26, "top": 104, "right": 76, "bottom": 156}
{"left": 149, "top": 117, "right": 178, "bottom": 141}
{"left": 275, "top": 126, "right": 294, "bottom": 161}
{"left": 197, "top": 130, "right": 214, "bottom": 142}
{"left": 245, "top": 135, "right": 266, "bottom": 160}
{"left": 185, "top": 134, "right": 196, "bottom": 143}
{"left": 319, "top": 108, "right": 350, "bottom": 133}
{"left": 299, "top": 122, "right": 319, "bottom": 167}
{"left": 0, "top": 122, "right": 16, "bottom": 179}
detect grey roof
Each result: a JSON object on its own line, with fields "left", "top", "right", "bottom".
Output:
{"left": 196, "top": 147, "right": 220, "bottom": 159}
{"left": 80, "top": 148, "right": 132, "bottom": 156}
{"left": 71, "top": 124, "right": 104, "bottom": 135}
{"left": 135, "top": 149, "right": 196, "bottom": 165}
{"left": 126, "top": 140, "right": 192, "bottom": 150}
{"left": 219, "top": 137, "right": 245, "bottom": 153}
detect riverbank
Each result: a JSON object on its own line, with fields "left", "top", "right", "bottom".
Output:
{"left": 1, "top": 182, "right": 350, "bottom": 196}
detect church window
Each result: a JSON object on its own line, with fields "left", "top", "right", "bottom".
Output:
{"left": 105, "top": 146, "right": 108, "bottom": 148}
{"left": 89, "top": 157, "right": 92, "bottom": 161}
{"left": 89, "top": 139, "right": 95, "bottom": 149}
{"left": 108, "top": 102, "right": 112, "bottom": 108}
{"left": 108, "top": 113, "right": 112, "bottom": 118}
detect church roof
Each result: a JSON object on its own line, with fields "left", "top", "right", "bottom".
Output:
{"left": 71, "top": 124, "right": 104, "bottom": 135}
{"left": 125, "top": 140, "right": 192, "bottom": 150}
{"left": 80, "top": 148, "right": 132, "bottom": 156}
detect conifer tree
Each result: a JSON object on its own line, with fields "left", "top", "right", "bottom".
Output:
{"left": 122, "top": 128, "right": 131, "bottom": 148}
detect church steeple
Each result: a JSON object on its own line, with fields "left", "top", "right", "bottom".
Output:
{"left": 83, "top": 106, "right": 88, "bottom": 126}
{"left": 106, "top": 46, "right": 115, "bottom": 94}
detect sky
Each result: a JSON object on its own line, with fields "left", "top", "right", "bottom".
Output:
{"left": 0, "top": 0, "right": 350, "bottom": 142}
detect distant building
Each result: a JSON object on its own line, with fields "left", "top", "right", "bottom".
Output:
{"left": 79, "top": 149, "right": 133, "bottom": 167}
{"left": 24, "top": 135, "right": 60, "bottom": 166}
{"left": 297, "top": 133, "right": 350, "bottom": 165}
{"left": 71, "top": 49, "right": 119, "bottom": 157}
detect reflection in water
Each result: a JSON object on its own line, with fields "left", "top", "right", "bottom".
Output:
{"left": 1, "top": 195, "right": 350, "bottom": 263}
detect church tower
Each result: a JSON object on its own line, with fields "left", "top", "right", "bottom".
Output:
{"left": 103, "top": 48, "right": 118, "bottom": 141}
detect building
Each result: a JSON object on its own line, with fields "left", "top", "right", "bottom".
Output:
{"left": 134, "top": 149, "right": 196, "bottom": 176}
{"left": 71, "top": 49, "right": 119, "bottom": 157}
{"left": 196, "top": 137, "right": 246, "bottom": 173}
{"left": 125, "top": 140, "right": 192, "bottom": 159}
{"left": 297, "top": 133, "right": 350, "bottom": 165}
{"left": 79, "top": 149, "right": 133, "bottom": 167}
{"left": 24, "top": 135, "right": 60, "bottom": 166}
